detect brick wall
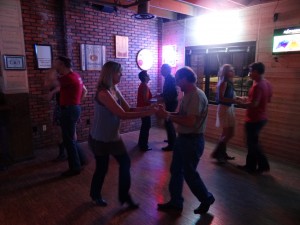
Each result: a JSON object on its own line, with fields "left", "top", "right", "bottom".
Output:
{"left": 21, "top": 0, "right": 66, "bottom": 149}
{"left": 21, "top": 0, "right": 162, "bottom": 149}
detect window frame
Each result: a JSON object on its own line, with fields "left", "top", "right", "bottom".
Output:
{"left": 185, "top": 42, "right": 256, "bottom": 107}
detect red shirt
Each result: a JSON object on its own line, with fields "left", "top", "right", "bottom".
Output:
{"left": 246, "top": 79, "right": 272, "bottom": 122}
{"left": 58, "top": 72, "right": 83, "bottom": 106}
{"left": 137, "top": 83, "right": 152, "bottom": 107}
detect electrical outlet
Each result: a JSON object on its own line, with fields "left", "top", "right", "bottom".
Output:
{"left": 42, "top": 125, "right": 47, "bottom": 131}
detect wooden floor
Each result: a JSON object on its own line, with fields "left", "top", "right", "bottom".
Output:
{"left": 0, "top": 127, "right": 299, "bottom": 225}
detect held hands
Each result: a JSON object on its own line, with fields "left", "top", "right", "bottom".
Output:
{"left": 147, "top": 104, "right": 159, "bottom": 114}
{"left": 234, "top": 96, "right": 248, "bottom": 105}
{"left": 156, "top": 104, "right": 169, "bottom": 119}
{"left": 152, "top": 93, "right": 164, "bottom": 103}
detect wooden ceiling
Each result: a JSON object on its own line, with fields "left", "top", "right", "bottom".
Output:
{"left": 88, "top": 0, "right": 280, "bottom": 20}
{"left": 178, "top": 0, "right": 280, "bottom": 11}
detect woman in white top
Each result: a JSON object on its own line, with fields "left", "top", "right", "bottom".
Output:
{"left": 211, "top": 64, "right": 240, "bottom": 163}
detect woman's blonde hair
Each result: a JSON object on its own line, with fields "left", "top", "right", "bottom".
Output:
{"left": 217, "top": 64, "right": 234, "bottom": 84}
{"left": 97, "top": 61, "right": 122, "bottom": 91}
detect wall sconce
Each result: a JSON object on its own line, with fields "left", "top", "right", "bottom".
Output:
{"left": 162, "top": 45, "right": 177, "bottom": 67}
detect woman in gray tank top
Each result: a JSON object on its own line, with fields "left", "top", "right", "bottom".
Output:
{"left": 89, "top": 61, "right": 157, "bottom": 208}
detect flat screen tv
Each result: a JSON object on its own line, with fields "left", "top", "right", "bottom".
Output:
{"left": 272, "top": 26, "right": 300, "bottom": 54}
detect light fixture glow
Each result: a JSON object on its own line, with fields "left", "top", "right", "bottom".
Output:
{"left": 191, "top": 11, "right": 243, "bottom": 45}
{"left": 162, "top": 45, "right": 177, "bottom": 67}
{"left": 137, "top": 49, "right": 154, "bottom": 70}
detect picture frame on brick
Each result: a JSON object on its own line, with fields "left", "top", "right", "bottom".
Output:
{"left": 34, "top": 44, "right": 52, "bottom": 69}
{"left": 80, "top": 44, "right": 106, "bottom": 71}
{"left": 115, "top": 35, "right": 128, "bottom": 58}
{"left": 3, "top": 55, "right": 26, "bottom": 70}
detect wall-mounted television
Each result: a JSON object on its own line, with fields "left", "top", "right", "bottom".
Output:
{"left": 272, "top": 26, "right": 300, "bottom": 54}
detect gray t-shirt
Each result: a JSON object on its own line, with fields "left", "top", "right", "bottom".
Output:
{"left": 177, "top": 87, "right": 208, "bottom": 134}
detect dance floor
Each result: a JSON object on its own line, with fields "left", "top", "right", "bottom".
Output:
{"left": 0, "top": 127, "right": 299, "bottom": 225}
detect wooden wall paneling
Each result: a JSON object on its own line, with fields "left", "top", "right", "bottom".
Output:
{"left": 163, "top": 0, "right": 300, "bottom": 164}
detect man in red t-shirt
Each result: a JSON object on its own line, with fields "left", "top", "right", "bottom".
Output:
{"left": 53, "top": 56, "right": 87, "bottom": 177}
{"left": 238, "top": 62, "right": 272, "bottom": 174}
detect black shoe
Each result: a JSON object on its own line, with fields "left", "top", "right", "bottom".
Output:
{"left": 140, "top": 147, "right": 152, "bottom": 151}
{"left": 157, "top": 202, "right": 183, "bottom": 212}
{"left": 53, "top": 154, "right": 67, "bottom": 162}
{"left": 161, "top": 146, "right": 173, "bottom": 151}
{"left": 80, "top": 159, "right": 89, "bottom": 166}
{"left": 0, "top": 165, "right": 8, "bottom": 171}
{"left": 194, "top": 196, "right": 215, "bottom": 215}
{"left": 211, "top": 151, "right": 225, "bottom": 160}
{"left": 121, "top": 195, "right": 139, "bottom": 209}
{"left": 225, "top": 153, "right": 235, "bottom": 160}
{"left": 211, "top": 152, "right": 226, "bottom": 163}
{"left": 237, "top": 165, "right": 256, "bottom": 174}
{"left": 216, "top": 157, "right": 227, "bottom": 164}
{"left": 61, "top": 169, "right": 81, "bottom": 177}
{"left": 93, "top": 198, "right": 108, "bottom": 207}
{"left": 256, "top": 167, "right": 270, "bottom": 174}
{"left": 225, "top": 156, "right": 235, "bottom": 160}
{"left": 211, "top": 151, "right": 218, "bottom": 159}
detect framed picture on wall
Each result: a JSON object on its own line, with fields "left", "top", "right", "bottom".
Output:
{"left": 3, "top": 55, "right": 26, "bottom": 70}
{"left": 80, "top": 44, "right": 106, "bottom": 70}
{"left": 115, "top": 35, "right": 128, "bottom": 58}
{"left": 34, "top": 44, "right": 52, "bottom": 69}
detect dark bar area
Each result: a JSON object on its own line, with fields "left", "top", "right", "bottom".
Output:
{"left": 0, "top": 0, "right": 299, "bottom": 224}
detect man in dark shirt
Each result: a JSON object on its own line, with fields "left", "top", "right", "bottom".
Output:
{"left": 160, "top": 64, "right": 178, "bottom": 151}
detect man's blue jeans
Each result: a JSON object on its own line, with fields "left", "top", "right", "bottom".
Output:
{"left": 60, "top": 105, "right": 82, "bottom": 171}
{"left": 245, "top": 120, "right": 270, "bottom": 171}
{"left": 169, "top": 134, "right": 213, "bottom": 206}
{"left": 164, "top": 101, "right": 178, "bottom": 148}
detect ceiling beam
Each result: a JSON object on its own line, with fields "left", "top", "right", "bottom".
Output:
{"left": 128, "top": 5, "right": 178, "bottom": 20}
{"left": 149, "top": 0, "right": 201, "bottom": 16}
{"left": 149, "top": 7, "right": 178, "bottom": 20}
{"left": 176, "top": 0, "right": 246, "bottom": 10}
{"left": 85, "top": 0, "right": 279, "bottom": 18}
{"left": 85, "top": 0, "right": 209, "bottom": 19}
{"left": 223, "top": 0, "right": 253, "bottom": 6}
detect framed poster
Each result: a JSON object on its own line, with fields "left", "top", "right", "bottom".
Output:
{"left": 115, "top": 35, "right": 128, "bottom": 58}
{"left": 80, "top": 44, "right": 106, "bottom": 71}
{"left": 3, "top": 55, "right": 26, "bottom": 70}
{"left": 34, "top": 44, "right": 52, "bottom": 69}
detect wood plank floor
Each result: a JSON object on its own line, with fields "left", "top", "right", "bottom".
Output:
{"left": 0, "top": 127, "right": 299, "bottom": 225}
